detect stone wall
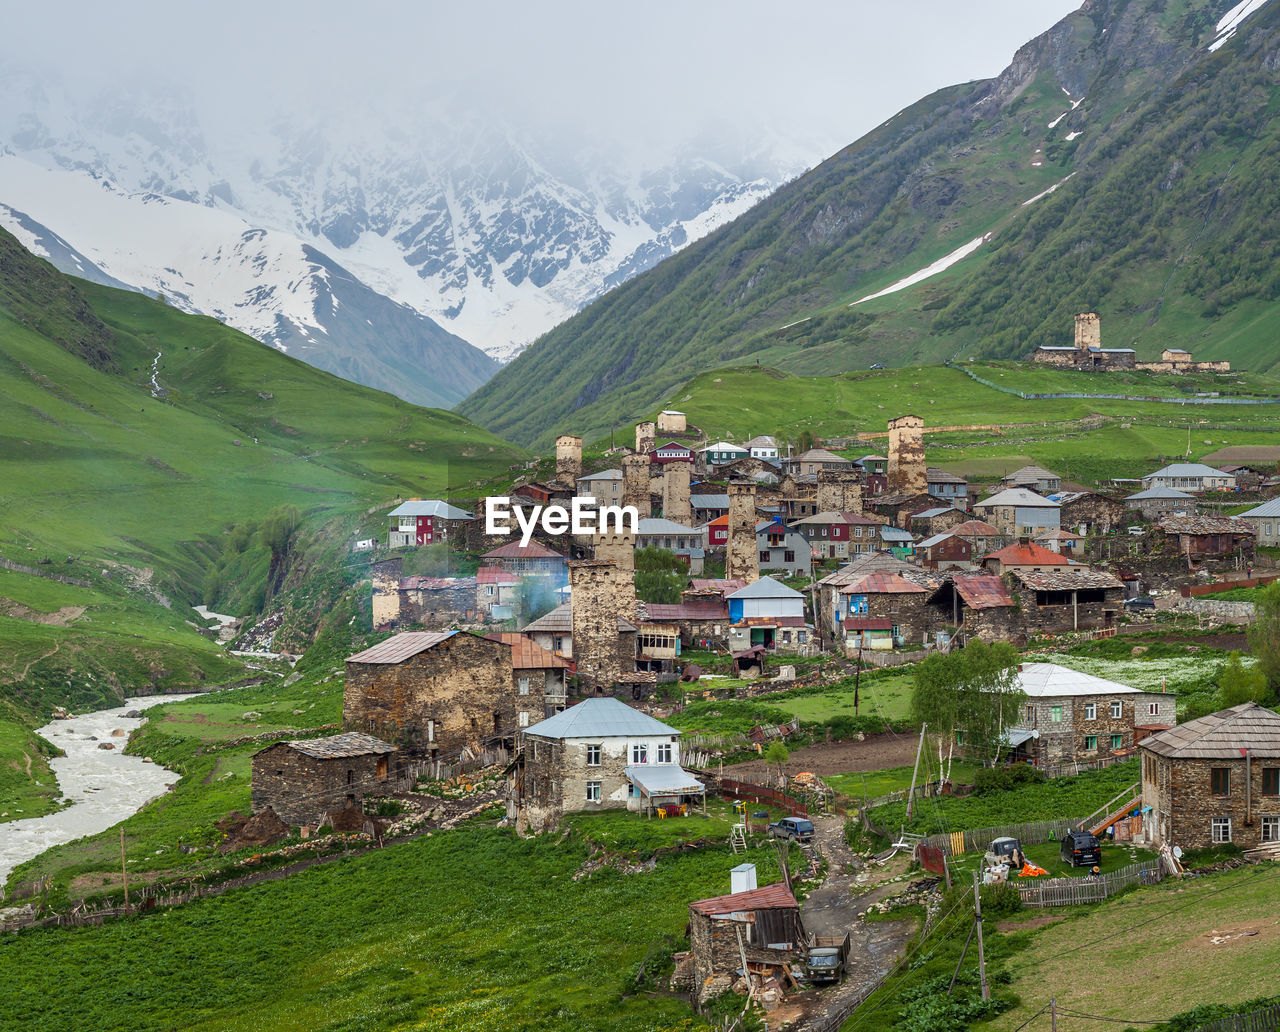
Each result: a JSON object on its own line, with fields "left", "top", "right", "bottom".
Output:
{"left": 570, "top": 560, "right": 630, "bottom": 691}
{"left": 1172, "top": 597, "right": 1256, "bottom": 623}
{"left": 400, "top": 580, "right": 476, "bottom": 627}
{"left": 251, "top": 744, "right": 395, "bottom": 826}
{"left": 344, "top": 634, "right": 523, "bottom": 757}
{"left": 662, "top": 462, "right": 692, "bottom": 525}
{"left": 725, "top": 482, "right": 760, "bottom": 583}
{"left": 371, "top": 557, "right": 403, "bottom": 628}
{"left": 1134, "top": 361, "right": 1232, "bottom": 373}
{"left": 623, "top": 454, "right": 653, "bottom": 518}
{"left": 592, "top": 528, "right": 637, "bottom": 578}
{"left": 1075, "top": 312, "right": 1101, "bottom": 350}
{"left": 635, "top": 421, "right": 656, "bottom": 454}
{"left": 865, "top": 593, "right": 933, "bottom": 646}
{"left": 1146, "top": 752, "right": 1280, "bottom": 852}
{"left": 816, "top": 470, "right": 864, "bottom": 514}
{"left": 688, "top": 911, "right": 801, "bottom": 1005}
{"left": 555, "top": 435, "right": 583, "bottom": 485}
{"left": 657, "top": 411, "right": 687, "bottom": 433}
{"left": 1008, "top": 582, "right": 1121, "bottom": 635}
{"left": 887, "top": 415, "right": 926, "bottom": 495}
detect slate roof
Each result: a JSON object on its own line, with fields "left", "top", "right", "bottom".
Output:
{"left": 399, "top": 576, "right": 475, "bottom": 590}
{"left": 280, "top": 732, "right": 397, "bottom": 759}
{"left": 688, "top": 578, "right": 749, "bottom": 596}
{"left": 1001, "top": 465, "right": 1059, "bottom": 484}
{"left": 522, "top": 603, "right": 573, "bottom": 633}
{"left": 346, "top": 631, "right": 459, "bottom": 664}
{"left": 728, "top": 576, "right": 805, "bottom": 600}
{"left": 841, "top": 572, "right": 927, "bottom": 595}
{"left": 975, "top": 488, "right": 1059, "bottom": 509}
{"left": 983, "top": 542, "right": 1070, "bottom": 567}
{"left": 387, "top": 499, "right": 473, "bottom": 520}
{"left": 1139, "top": 702, "right": 1280, "bottom": 759}
{"left": 817, "top": 552, "right": 919, "bottom": 588}
{"left": 524, "top": 697, "right": 681, "bottom": 740}
{"left": 1240, "top": 497, "right": 1280, "bottom": 518}
{"left": 950, "top": 519, "right": 1002, "bottom": 537}
{"left": 481, "top": 633, "right": 571, "bottom": 669}
{"left": 952, "top": 574, "right": 1015, "bottom": 609}
{"left": 482, "top": 540, "right": 566, "bottom": 560}
{"left": 689, "top": 882, "right": 798, "bottom": 917}
{"left": 1011, "top": 569, "right": 1123, "bottom": 591}
{"left": 1015, "top": 663, "right": 1140, "bottom": 698}
{"left": 1159, "top": 516, "right": 1256, "bottom": 536}
{"left": 926, "top": 468, "right": 967, "bottom": 484}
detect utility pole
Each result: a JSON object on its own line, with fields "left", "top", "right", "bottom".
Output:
{"left": 973, "top": 869, "right": 989, "bottom": 1000}
{"left": 905, "top": 723, "right": 927, "bottom": 820}
{"left": 120, "top": 827, "right": 130, "bottom": 912}
{"left": 853, "top": 646, "right": 862, "bottom": 716}
{"left": 1050, "top": 996, "right": 1057, "bottom": 1031}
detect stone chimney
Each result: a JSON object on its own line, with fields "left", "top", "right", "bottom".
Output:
{"left": 725, "top": 481, "right": 760, "bottom": 583}
{"left": 622, "top": 453, "right": 652, "bottom": 518}
{"left": 887, "top": 415, "right": 926, "bottom": 496}
{"left": 635, "top": 421, "right": 656, "bottom": 455}
{"left": 555, "top": 434, "right": 583, "bottom": 486}
{"left": 662, "top": 461, "right": 692, "bottom": 525}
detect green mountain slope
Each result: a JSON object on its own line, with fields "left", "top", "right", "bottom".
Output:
{"left": 460, "top": 0, "right": 1280, "bottom": 447}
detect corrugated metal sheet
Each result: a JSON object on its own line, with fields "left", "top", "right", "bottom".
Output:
{"left": 984, "top": 542, "right": 1070, "bottom": 567}
{"left": 1015, "top": 663, "right": 1140, "bottom": 698}
{"left": 689, "top": 882, "right": 798, "bottom": 916}
{"left": 346, "top": 630, "right": 458, "bottom": 664}
{"left": 953, "top": 574, "right": 1015, "bottom": 609}
{"left": 840, "top": 572, "right": 927, "bottom": 595}
{"left": 643, "top": 603, "right": 729, "bottom": 621}
{"left": 481, "top": 633, "right": 570, "bottom": 669}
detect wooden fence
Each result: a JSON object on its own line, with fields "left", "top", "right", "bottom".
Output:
{"left": 716, "top": 777, "right": 809, "bottom": 817}
{"left": 1190, "top": 1001, "right": 1280, "bottom": 1032}
{"left": 1042, "top": 751, "right": 1136, "bottom": 779}
{"left": 921, "top": 817, "right": 1083, "bottom": 857}
{"left": 1016, "top": 861, "right": 1162, "bottom": 907}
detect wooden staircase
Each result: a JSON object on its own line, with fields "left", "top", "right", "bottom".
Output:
{"left": 1084, "top": 782, "right": 1141, "bottom": 837}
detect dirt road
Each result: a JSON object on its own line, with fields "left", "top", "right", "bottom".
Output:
{"left": 728, "top": 732, "right": 919, "bottom": 780}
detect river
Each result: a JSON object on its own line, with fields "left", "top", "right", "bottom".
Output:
{"left": 0, "top": 694, "right": 197, "bottom": 886}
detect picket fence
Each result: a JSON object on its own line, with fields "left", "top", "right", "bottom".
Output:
{"left": 921, "top": 817, "right": 1083, "bottom": 857}
{"left": 1190, "top": 1002, "right": 1280, "bottom": 1032}
{"left": 1016, "top": 860, "right": 1161, "bottom": 907}
{"left": 717, "top": 777, "right": 809, "bottom": 817}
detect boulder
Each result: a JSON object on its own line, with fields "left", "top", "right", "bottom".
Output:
{"left": 97, "top": 742, "right": 115, "bottom": 750}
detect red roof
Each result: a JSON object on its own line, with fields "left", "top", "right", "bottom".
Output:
{"left": 841, "top": 572, "right": 927, "bottom": 595}
{"left": 644, "top": 602, "right": 729, "bottom": 621}
{"left": 843, "top": 618, "right": 894, "bottom": 631}
{"left": 481, "top": 633, "right": 570, "bottom": 669}
{"left": 476, "top": 565, "right": 520, "bottom": 585}
{"left": 983, "top": 542, "right": 1069, "bottom": 567}
{"left": 482, "top": 540, "right": 566, "bottom": 560}
{"left": 952, "top": 574, "right": 1015, "bottom": 610}
{"left": 689, "top": 882, "right": 798, "bottom": 916}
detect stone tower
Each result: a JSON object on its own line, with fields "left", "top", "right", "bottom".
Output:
{"left": 635, "top": 421, "right": 656, "bottom": 455}
{"left": 622, "top": 453, "right": 652, "bottom": 518}
{"left": 555, "top": 435, "right": 583, "bottom": 485}
{"left": 887, "top": 415, "right": 926, "bottom": 496}
{"left": 725, "top": 481, "right": 760, "bottom": 583}
{"left": 370, "top": 556, "right": 403, "bottom": 629}
{"left": 816, "top": 470, "right": 864, "bottom": 515}
{"left": 569, "top": 560, "right": 629, "bottom": 692}
{"left": 662, "top": 461, "right": 692, "bottom": 525}
{"left": 592, "top": 525, "right": 636, "bottom": 581}
{"left": 1074, "top": 312, "right": 1101, "bottom": 351}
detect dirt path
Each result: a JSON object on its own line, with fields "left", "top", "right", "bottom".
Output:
{"left": 728, "top": 733, "right": 919, "bottom": 780}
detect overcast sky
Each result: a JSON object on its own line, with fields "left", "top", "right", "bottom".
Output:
{"left": 2, "top": 1, "right": 1083, "bottom": 166}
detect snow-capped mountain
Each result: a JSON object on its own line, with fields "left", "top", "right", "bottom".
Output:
{"left": 0, "top": 64, "right": 807, "bottom": 385}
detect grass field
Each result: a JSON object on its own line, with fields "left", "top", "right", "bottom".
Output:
{"left": 825, "top": 760, "right": 986, "bottom": 803}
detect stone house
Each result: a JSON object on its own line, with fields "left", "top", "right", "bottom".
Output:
{"left": 1000, "top": 465, "right": 1062, "bottom": 495}
{"left": 576, "top": 468, "right": 624, "bottom": 508}
{"left": 815, "top": 552, "right": 923, "bottom": 637}
{"left": 930, "top": 574, "right": 1019, "bottom": 645}
{"left": 1237, "top": 497, "right": 1280, "bottom": 547}
{"left": 909, "top": 506, "right": 969, "bottom": 537}
{"left": 251, "top": 732, "right": 399, "bottom": 826}
{"left": 1006, "top": 663, "right": 1175, "bottom": 770}
{"left": 1007, "top": 569, "right": 1124, "bottom": 635}
{"left": 643, "top": 601, "right": 730, "bottom": 649}
{"left": 917, "top": 532, "right": 972, "bottom": 570}
{"left": 838, "top": 571, "right": 932, "bottom": 648}
{"left": 1032, "top": 313, "right": 1136, "bottom": 368}
{"left": 509, "top": 697, "right": 703, "bottom": 832}
{"left": 344, "top": 631, "right": 534, "bottom": 759}
{"left": 522, "top": 602, "right": 576, "bottom": 659}
{"left": 1125, "top": 486, "right": 1198, "bottom": 520}
{"left": 973, "top": 488, "right": 1061, "bottom": 538}
{"left": 1157, "top": 515, "right": 1256, "bottom": 559}
{"left": 483, "top": 633, "right": 573, "bottom": 719}
{"left": 1034, "top": 529, "right": 1086, "bottom": 558}
{"left": 949, "top": 519, "right": 1007, "bottom": 556}
{"left": 792, "top": 511, "right": 884, "bottom": 559}
{"left": 370, "top": 557, "right": 478, "bottom": 630}
{"left": 783, "top": 448, "right": 855, "bottom": 476}
{"left": 980, "top": 541, "right": 1078, "bottom": 576}
{"left": 386, "top": 498, "right": 473, "bottom": 548}
{"left": 926, "top": 468, "right": 970, "bottom": 507}
{"left": 657, "top": 410, "right": 687, "bottom": 433}
{"left": 476, "top": 565, "right": 521, "bottom": 619}
{"left": 755, "top": 519, "right": 812, "bottom": 577}
{"left": 1217, "top": 464, "right": 1265, "bottom": 491}
{"left": 1141, "top": 463, "right": 1236, "bottom": 493}
{"left": 687, "top": 881, "right": 805, "bottom": 1005}
{"left": 1138, "top": 703, "right": 1280, "bottom": 852}
{"left": 1055, "top": 491, "right": 1127, "bottom": 536}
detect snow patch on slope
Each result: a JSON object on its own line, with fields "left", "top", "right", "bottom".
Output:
{"left": 851, "top": 233, "right": 993, "bottom": 305}
{"left": 1208, "top": 0, "right": 1272, "bottom": 50}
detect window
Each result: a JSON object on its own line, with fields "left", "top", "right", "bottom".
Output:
{"left": 628, "top": 784, "right": 639, "bottom": 798}
{"left": 820, "top": 527, "right": 828, "bottom": 537}
{"left": 586, "top": 744, "right": 601, "bottom": 766}
{"left": 1263, "top": 768, "right": 1279, "bottom": 795}
{"left": 760, "top": 551, "right": 770, "bottom": 562}
{"left": 1211, "top": 767, "right": 1230, "bottom": 796}
{"left": 632, "top": 744, "right": 648, "bottom": 764}
{"left": 1085, "top": 735, "right": 1098, "bottom": 752}
{"left": 586, "top": 781, "right": 601, "bottom": 802}
{"left": 784, "top": 550, "right": 796, "bottom": 564}
{"left": 553, "top": 635, "right": 564, "bottom": 652}
{"left": 1212, "top": 817, "right": 1232, "bottom": 843}
{"left": 798, "top": 630, "right": 807, "bottom": 644}
{"left": 1051, "top": 705, "right": 1063, "bottom": 722}
{"left": 1149, "top": 702, "right": 1161, "bottom": 716}
{"left": 518, "top": 712, "right": 530, "bottom": 728}
{"left": 1026, "top": 705, "right": 1035, "bottom": 721}
{"left": 486, "top": 585, "right": 495, "bottom": 596}
{"left": 518, "top": 676, "right": 530, "bottom": 695}
{"left": 657, "top": 743, "right": 672, "bottom": 764}
{"left": 1111, "top": 734, "right": 1123, "bottom": 750}
{"left": 1110, "top": 701, "right": 1122, "bottom": 719}
{"left": 1263, "top": 816, "right": 1280, "bottom": 843}
{"left": 1085, "top": 703, "right": 1096, "bottom": 720}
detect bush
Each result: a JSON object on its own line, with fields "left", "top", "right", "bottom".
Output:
{"left": 971, "top": 764, "right": 1047, "bottom": 796}
{"left": 979, "top": 882, "right": 1022, "bottom": 918}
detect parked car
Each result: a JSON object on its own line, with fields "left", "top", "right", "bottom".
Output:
{"left": 1123, "top": 596, "right": 1156, "bottom": 611}
{"left": 804, "top": 934, "right": 850, "bottom": 984}
{"left": 989, "top": 836, "right": 1026, "bottom": 868}
{"left": 1127, "top": 526, "right": 1145, "bottom": 536}
{"left": 1061, "top": 829, "right": 1102, "bottom": 868}
{"left": 767, "top": 817, "right": 815, "bottom": 843}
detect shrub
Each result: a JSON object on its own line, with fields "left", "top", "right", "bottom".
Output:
{"left": 971, "top": 764, "right": 1047, "bottom": 796}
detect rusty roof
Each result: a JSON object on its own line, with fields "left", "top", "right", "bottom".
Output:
{"left": 346, "top": 630, "right": 460, "bottom": 664}
{"left": 689, "top": 882, "right": 798, "bottom": 917}
{"left": 644, "top": 602, "right": 729, "bottom": 621}
{"left": 1140, "top": 703, "right": 1280, "bottom": 759}
{"left": 841, "top": 571, "right": 927, "bottom": 595}
{"left": 952, "top": 574, "right": 1015, "bottom": 609}
{"left": 482, "top": 633, "right": 571, "bottom": 669}
{"left": 950, "top": 520, "right": 1002, "bottom": 538}
{"left": 278, "top": 732, "right": 397, "bottom": 759}
{"left": 1158, "top": 515, "right": 1256, "bottom": 536}
{"left": 476, "top": 565, "right": 520, "bottom": 584}
{"left": 843, "top": 618, "right": 893, "bottom": 630}
{"left": 481, "top": 539, "right": 567, "bottom": 559}
{"left": 983, "top": 542, "right": 1070, "bottom": 567}
{"left": 1011, "top": 569, "right": 1123, "bottom": 591}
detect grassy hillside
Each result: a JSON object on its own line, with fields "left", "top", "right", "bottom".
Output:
{"left": 460, "top": 0, "right": 1280, "bottom": 447}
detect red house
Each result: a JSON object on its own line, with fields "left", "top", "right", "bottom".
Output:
{"left": 650, "top": 442, "right": 695, "bottom": 465}
{"left": 387, "top": 499, "right": 473, "bottom": 548}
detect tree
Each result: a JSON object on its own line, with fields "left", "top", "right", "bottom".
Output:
{"left": 634, "top": 547, "right": 686, "bottom": 604}
{"left": 910, "top": 640, "right": 1024, "bottom": 776}
{"left": 794, "top": 430, "right": 815, "bottom": 454}
{"left": 764, "top": 741, "right": 789, "bottom": 787}
{"left": 1219, "top": 650, "right": 1269, "bottom": 707}
{"left": 1248, "top": 581, "right": 1280, "bottom": 691}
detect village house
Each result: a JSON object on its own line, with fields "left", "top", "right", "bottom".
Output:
{"left": 1238, "top": 497, "right": 1280, "bottom": 547}
{"left": 1054, "top": 490, "right": 1127, "bottom": 536}
{"left": 650, "top": 441, "right": 695, "bottom": 465}
{"left": 1007, "top": 568, "right": 1125, "bottom": 635}
{"left": 792, "top": 511, "right": 879, "bottom": 560}
{"left": 657, "top": 410, "right": 688, "bottom": 434}
{"left": 508, "top": 697, "right": 703, "bottom": 832}
{"left": 1003, "top": 663, "right": 1175, "bottom": 771}
{"left": 576, "top": 468, "right": 624, "bottom": 508}
{"left": 370, "top": 557, "right": 478, "bottom": 630}
{"left": 855, "top": 454, "right": 889, "bottom": 477}
{"left": 980, "top": 541, "right": 1081, "bottom": 577}
{"left": 1000, "top": 465, "right": 1062, "bottom": 495}
{"left": 926, "top": 468, "right": 970, "bottom": 507}
{"left": 949, "top": 519, "right": 1007, "bottom": 556}
{"left": 1035, "top": 528, "right": 1087, "bottom": 558}
{"left": 1125, "top": 485, "right": 1198, "bottom": 520}
{"left": 635, "top": 620, "right": 682, "bottom": 674}
{"left": 481, "top": 539, "right": 569, "bottom": 585}
{"left": 836, "top": 571, "right": 931, "bottom": 649}
{"left": 916, "top": 532, "right": 973, "bottom": 570}
{"left": 717, "top": 456, "right": 783, "bottom": 484}
{"left": 927, "top": 573, "right": 1018, "bottom": 646}
{"left": 482, "top": 633, "right": 573, "bottom": 717}
{"left": 636, "top": 517, "right": 702, "bottom": 553}
{"left": 704, "top": 513, "right": 729, "bottom": 550}
{"left": 521, "top": 603, "right": 577, "bottom": 659}
{"left": 1140, "top": 463, "right": 1236, "bottom": 494}
{"left": 344, "top": 631, "right": 536, "bottom": 759}
{"left": 876, "top": 525, "right": 916, "bottom": 558}
{"left": 642, "top": 600, "right": 730, "bottom": 650}
{"left": 1138, "top": 703, "right": 1280, "bottom": 852}
{"left": 386, "top": 499, "right": 473, "bottom": 548}
{"left": 1157, "top": 515, "right": 1256, "bottom": 560}
{"left": 727, "top": 576, "right": 809, "bottom": 652}
{"left": 755, "top": 518, "right": 812, "bottom": 577}
{"left": 973, "top": 487, "right": 1061, "bottom": 538}
{"left": 1217, "top": 463, "right": 1265, "bottom": 491}
{"left": 510, "top": 480, "right": 573, "bottom": 511}
{"left": 475, "top": 565, "right": 521, "bottom": 620}
{"left": 909, "top": 506, "right": 969, "bottom": 537}
{"left": 783, "top": 448, "right": 855, "bottom": 476}
{"left": 690, "top": 492, "right": 731, "bottom": 524}
{"left": 1032, "top": 312, "right": 1136, "bottom": 369}
{"left": 686, "top": 877, "right": 806, "bottom": 1005}
{"left": 745, "top": 435, "right": 779, "bottom": 459}
{"left": 251, "top": 732, "right": 399, "bottom": 826}
{"left": 815, "top": 552, "right": 921, "bottom": 637}
{"left": 699, "top": 441, "right": 750, "bottom": 468}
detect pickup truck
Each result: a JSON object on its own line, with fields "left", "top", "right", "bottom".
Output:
{"left": 767, "top": 817, "right": 815, "bottom": 843}
{"left": 805, "top": 933, "right": 851, "bottom": 985}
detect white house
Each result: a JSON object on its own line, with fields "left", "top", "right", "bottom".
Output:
{"left": 745, "top": 435, "right": 779, "bottom": 460}
{"left": 726, "top": 576, "right": 809, "bottom": 652}
{"left": 1140, "top": 463, "right": 1236, "bottom": 494}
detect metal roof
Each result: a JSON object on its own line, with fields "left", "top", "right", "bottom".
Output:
{"left": 476, "top": 565, "right": 520, "bottom": 584}
{"left": 690, "top": 494, "right": 731, "bottom": 508}
{"left": 643, "top": 602, "right": 729, "bottom": 621}
{"left": 577, "top": 468, "right": 623, "bottom": 481}
{"left": 523, "top": 697, "right": 681, "bottom": 740}
{"left": 346, "top": 630, "right": 459, "bottom": 664}
{"left": 841, "top": 571, "right": 927, "bottom": 595}
{"left": 1140, "top": 703, "right": 1280, "bottom": 759}
{"left": 952, "top": 574, "right": 1015, "bottom": 609}
{"left": 975, "top": 488, "right": 1059, "bottom": 509}
{"left": 387, "top": 499, "right": 473, "bottom": 520}
{"left": 624, "top": 764, "right": 705, "bottom": 796}
{"left": 1002, "top": 465, "right": 1059, "bottom": 483}
{"left": 817, "top": 551, "right": 919, "bottom": 587}
{"left": 1240, "top": 497, "right": 1280, "bottom": 518}
{"left": 481, "top": 633, "right": 571, "bottom": 669}
{"left": 878, "top": 527, "right": 916, "bottom": 542}
{"left": 1144, "top": 463, "right": 1232, "bottom": 479}
{"left": 482, "top": 540, "right": 567, "bottom": 560}
{"left": 689, "top": 882, "right": 798, "bottom": 917}
{"left": 1015, "top": 663, "right": 1141, "bottom": 698}
{"left": 792, "top": 448, "right": 852, "bottom": 463}
{"left": 727, "top": 576, "right": 804, "bottom": 600}
{"left": 917, "top": 532, "right": 961, "bottom": 550}
{"left": 843, "top": 617, "right": 893, "bottom": 630}
{"left": 275, "top": 732, "right": 397, "bottom": 759}
{"left": 699, "top": 441, "right": 749, "bottom": 453}
{"left": 983, "top": 542, "right": 1070, "bottom": 567}
{"left": 912, "top": 507, "right": 955, "bottom": 520}
{"left": 1126, "top": 485, "right": 1195, "bottom": 500}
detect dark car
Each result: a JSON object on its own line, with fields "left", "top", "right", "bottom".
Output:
{"left": 1061, "top": 829, "right": 1102, "bottom": 868}
{"left": 768, "top": 817, "right": 815, "bottom": 843}
{"left": 1123, "top": 596, "right": 1156, "bottom": 611}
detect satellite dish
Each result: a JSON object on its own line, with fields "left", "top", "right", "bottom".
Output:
{"left": 1173, "top": 846, "right": 1183, "bottom": 859}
